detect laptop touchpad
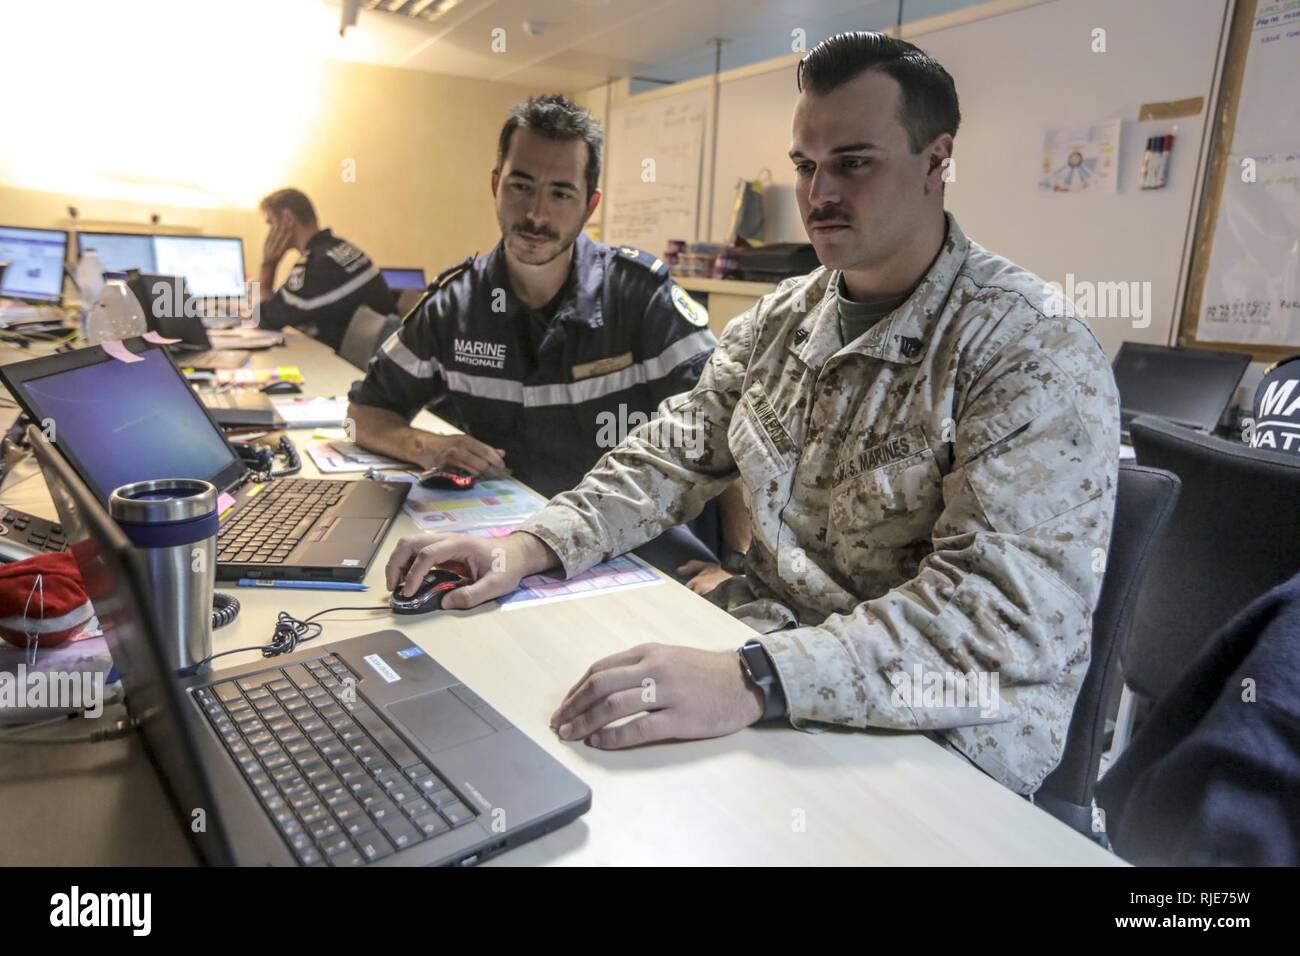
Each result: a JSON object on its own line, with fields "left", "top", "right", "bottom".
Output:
{"left": 322, "top": 517, "right": 385, "bottom": 542}
{"left": 389, "top": 691, "right": 495, "bottom": 753}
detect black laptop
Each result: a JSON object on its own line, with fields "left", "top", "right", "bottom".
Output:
{"left": 29, "top": 424, "right": 591, "bottom": 866}
{"left": 126, "top": 272, "right": 250, "bottom": 369}
{"left": 0, "top": 338, "right": 407, "bottom": 581}
{"left": 1112, "top": 342, "right": 1251, "bottom": 440}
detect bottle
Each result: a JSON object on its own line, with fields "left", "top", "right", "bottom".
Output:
{"left": 75, "top": 250, "right": 106, "bottom": 338}
{"left": 86, "top": 280, "right": 147, "bottom": 345}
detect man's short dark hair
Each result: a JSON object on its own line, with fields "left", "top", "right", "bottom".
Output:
{"left": 797, "top": 31, "right": 960, "bottom": 153}
{"left": 259, "top": 188, "right": 317, "bottom": 225}
{"left": 497, "top": 94, "right": 603, "bottom": 198}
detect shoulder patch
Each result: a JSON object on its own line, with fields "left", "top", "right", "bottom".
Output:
{"left": 670, "top": 284, "right": 709, "bottom": 328}
{"left": 615, "top": 245, "right": 666, "bottom": 277}
{"left": 285, "top": 263, "right": 306, "bottom": 292}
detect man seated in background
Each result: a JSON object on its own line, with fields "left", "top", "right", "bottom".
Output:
{"left": 255, "top": 188, "right": 395, "bottom": 350}
{"left": 348, "top": 94, "right": 748, "bottom": 578}
{"left": 1249, "top": 353, "right": 1300, "bottom": 455}
{"left": 382, "top": 33, "right": 1120, "bottom": 797}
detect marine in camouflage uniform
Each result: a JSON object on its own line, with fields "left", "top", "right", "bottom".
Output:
{"left": 519, "top": 213, "right": 1120, "bottom": 794}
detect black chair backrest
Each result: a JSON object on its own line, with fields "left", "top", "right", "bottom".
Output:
{"left": 338, "top": 305, "right": 401, "bottom": 371}
{"left": 1126, "top": 415, "right": 1300, "bottom": 702}
{"left": 1037, "top": 463, "right": 1180, "bottom": 833}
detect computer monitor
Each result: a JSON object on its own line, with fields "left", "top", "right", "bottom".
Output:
{"left": 0, "top": 225, "right": 68, "bottom": 304}
{"left": 0, "top": 339, "right": 245, "bottom": 503}
{"left": 380, "top": 267, "right": 427, "bottom": 291}
{"left": 1112, "top": 342, "right": 1251, "bottom": 434}
{"left": 76, "top": 231, "right": 157, "bottom": 274}
{"left": 154, "top": 235, "right": 245, "bottom": 298}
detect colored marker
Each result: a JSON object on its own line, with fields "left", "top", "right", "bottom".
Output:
{"left": 238, "top": 578, "right": 368, "bottom": 591}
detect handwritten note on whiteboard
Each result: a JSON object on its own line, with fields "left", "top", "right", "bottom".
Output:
{"left": 1198, "top": 2, "right": 1300, "bottom": 347}
{"left": 602, "top": 88, "right": 708, "bottom": 257}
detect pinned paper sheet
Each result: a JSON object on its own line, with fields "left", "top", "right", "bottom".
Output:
{"left": 142, "top": 331, "right": 182, "bottom": 345}
{"left": 100, "top": 340, "right": 144, "bottom": 363}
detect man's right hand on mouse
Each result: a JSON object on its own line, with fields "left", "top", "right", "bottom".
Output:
{"left": 410, "top": 433, "right": 507, "bottom": 476}
{"left": 385, "top": 530, "right": 557, "bottom": 609}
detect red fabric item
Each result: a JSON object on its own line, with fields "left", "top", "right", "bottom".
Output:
{"left": 0, "top": 551, "right": 94, "bottom": 648}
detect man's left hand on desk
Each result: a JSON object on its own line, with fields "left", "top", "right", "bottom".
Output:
{"left": 549, "top": 644, "right": 763, "bottom": 749}
{"left": 677, "top": 559, "right": 734, "bottom": 595}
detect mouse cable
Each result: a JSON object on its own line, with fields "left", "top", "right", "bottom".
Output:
{"left": 0, "top": 714, "right": 139, "bottom": 746}
{"left": 177, "top": 604, "right": 388, "bottom": 677}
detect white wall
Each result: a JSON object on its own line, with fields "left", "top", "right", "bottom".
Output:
{"left": 605, "top": 0, "right": 1233, "bottom": 358}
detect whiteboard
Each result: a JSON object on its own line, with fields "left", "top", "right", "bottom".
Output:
{"left": 602, "top": 87, "right": 708, "bottom": 256}
{"left": 1196, "top": 2, "right": 1300, "bottom": 347}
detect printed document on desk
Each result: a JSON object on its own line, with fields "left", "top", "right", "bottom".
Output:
{"left": 499, "top": 554, "right": 661, "bottom": 610}
{"left": 403, "top": 477, "right": 547, "bottom": 531}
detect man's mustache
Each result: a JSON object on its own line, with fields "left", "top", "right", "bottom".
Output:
{"left": 807, "top": 207, "right": 851, "bottom": 225}
{"left": 513, "top": 223, "right": 559, "bottom": 240}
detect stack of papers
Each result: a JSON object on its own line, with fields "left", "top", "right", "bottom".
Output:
{"left": 305, "top": 435, "right": 407, "bottom": 473}
{"left": 213, "top": 366, "right": 303, "bottom": 387}
{"left": 270, "top": 396, "right": 349, "bottom": 428}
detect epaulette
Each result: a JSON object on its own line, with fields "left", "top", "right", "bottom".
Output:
{"left": 433, "top": 254, "right": 476, "bottom": 290}
{"left": 611, "top": 244, "right": 668, "bottom": 278}
{"left": 1263, "top": 352, "right": 1300, "bottom": 376}
{"left": 401, "top": 254, "right": 476, "bottom": 323}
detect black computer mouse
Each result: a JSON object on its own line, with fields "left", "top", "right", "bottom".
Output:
{"left": 390, "top": 562, "right": 471, "bottom": 615}
{"left": 260, "top": 380, "right": 302, "bottom": 395}
{"left": 418, "top": 466, "right": 477, "bottom": 490}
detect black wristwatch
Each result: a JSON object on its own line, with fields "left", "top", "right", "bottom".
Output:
{"left": 738, "top": 640, "right": 788, "bottom": 722}
{"left": 719, "top": 548, "right": 746, "bottom": 575}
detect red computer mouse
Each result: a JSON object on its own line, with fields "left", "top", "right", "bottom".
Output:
{"left": 390, "top": 562, "right": 471, "bottom": 615}
{"left": 418, "top": 467, "right": 477, "bottom": 491}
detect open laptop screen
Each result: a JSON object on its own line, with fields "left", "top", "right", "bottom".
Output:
{"left": 1112, "top": 343, "right": 1250, "bottom": 432}
{"left": 1, "top": 341, "right": 243, "bottom": 502}
{"left": 380, "top": 267, "right": 426, "bottom": 290}
{"left": 28, "top": 425, "right": 229, "bottom": 864}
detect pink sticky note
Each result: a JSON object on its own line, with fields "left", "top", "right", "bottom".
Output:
{"left": 100, "top": 340, "right": 144, "bottom": 363}
{"left": 217, "top": 492, "right": 236, "bottom": 516}
{"left": 142, "top": 331, "right": 182, "bottom": 345}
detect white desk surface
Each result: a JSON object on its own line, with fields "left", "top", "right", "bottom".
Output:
{"left": 0, "top": 330, "right": 1121, "bottom": 866}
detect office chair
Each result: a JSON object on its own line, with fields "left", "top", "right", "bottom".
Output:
{"left": 1035, "top": 463, "right": 1180, "bottom": 842}
{"left": 338, "top": 305, "right": 401, "bottom": 371}
{"left": 1111, "top": 415, "right": 1300, "bottom": 756}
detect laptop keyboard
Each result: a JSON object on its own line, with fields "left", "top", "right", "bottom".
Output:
{"left": 193, "top": 654, "right": 477, "bottom": 866}
{"left": 217, "top": 478, "right": 348, "bottom": 566}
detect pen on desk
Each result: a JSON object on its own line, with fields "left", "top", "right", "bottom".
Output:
{"left": 237, "top": 578, "right": 369, "bottom": 591}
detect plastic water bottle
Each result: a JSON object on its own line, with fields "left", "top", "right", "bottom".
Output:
{"left": 74, "top": 250, "right": 106, "bottom": 338}
{"left": 86, "top": 280, "right": 147, "bottom": 345}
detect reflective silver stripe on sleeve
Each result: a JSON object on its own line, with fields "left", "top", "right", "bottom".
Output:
{"left": 281, "top": 264, "right": 380, "bottom": 311}
{"left": 381, "top": 332, "right": 441, "bottom": 379}
{"left": 443, "top": 370, "right": 524, "bottom": 402}
{"left": 542, "top": 330, "right": 716, "bottom": 405}
{"left": 428, "top": 330, "right": 717, "bottom": 406}
{"left": 638, "top": 330, "right": 715, "bottom": 379}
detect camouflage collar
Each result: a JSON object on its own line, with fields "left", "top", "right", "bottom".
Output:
{"left": 788, "top": 213, "right": 969, "bottom": 369}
